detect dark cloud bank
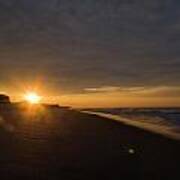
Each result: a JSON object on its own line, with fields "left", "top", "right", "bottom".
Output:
{"left": 0, "top": 0, "right": 180, "bottom": 94}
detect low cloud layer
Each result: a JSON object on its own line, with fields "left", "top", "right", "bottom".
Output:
{"left": 85, "top": 85, "right": 180, "bottom": 97}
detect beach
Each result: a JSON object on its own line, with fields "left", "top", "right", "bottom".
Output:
{"left": 0, "top": 105, "right": 179, "bottom": 179}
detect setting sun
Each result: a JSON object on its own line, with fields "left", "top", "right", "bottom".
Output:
{"left": 24, "top": 92, "right": 41, "bottom": 104}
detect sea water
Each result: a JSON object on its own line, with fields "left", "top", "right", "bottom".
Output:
{"left": 83, "top": 108, "right": 180, "bottom": 140}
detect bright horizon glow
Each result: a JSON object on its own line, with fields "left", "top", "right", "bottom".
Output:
{"left": 24, "top": 92, "right": 41, "bottom": 104}
{"left": 7, "top": 85, "right": 180, "bottom": 107}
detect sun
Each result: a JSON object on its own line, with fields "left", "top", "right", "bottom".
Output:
{"left": 24, "top": 92, "right": 41, "bottom": 104}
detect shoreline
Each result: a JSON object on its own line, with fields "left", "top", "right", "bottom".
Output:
{"left": 82, "top": 111, "right": 180, "bottom": 141}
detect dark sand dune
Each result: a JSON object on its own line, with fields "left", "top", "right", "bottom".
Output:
{"left": 0, "top": 104, "right": 179, "bottom": 179}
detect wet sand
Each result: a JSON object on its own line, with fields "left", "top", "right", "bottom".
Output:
{"left": 0, "top": 104, "right": 179, "bottom": 179}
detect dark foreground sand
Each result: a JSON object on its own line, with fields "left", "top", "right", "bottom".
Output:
{"left": 0, "top": 104, "right": 179, "bottom": 180}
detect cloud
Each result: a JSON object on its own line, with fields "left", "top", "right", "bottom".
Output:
{"left": 85, "top": 86, "right": 121, "bottom": 93}
{"left": 85, "top": 86, "right": 148, "bottom": 93}
{"left": 139, "top": 86, "right": 180, "bottom": 97}
{"left": 84, "top": 85, "right": 180, "bottom": 97}
{"left": 0, "top": 0, "right": 180, "bottom": 97}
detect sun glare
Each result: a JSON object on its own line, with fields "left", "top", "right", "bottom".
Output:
{"left": 24, "top": 92, "right": 41, "bottom": 104}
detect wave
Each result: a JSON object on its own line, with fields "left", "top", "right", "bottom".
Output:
{"left": 83, "top": 109, "right": 180, "bottom": 140}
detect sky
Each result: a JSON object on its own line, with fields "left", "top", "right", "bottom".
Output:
{"left": 0, "top": 0, "right": 180, "bottom": 107}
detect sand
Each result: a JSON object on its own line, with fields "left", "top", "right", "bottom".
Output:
{"left": 0, "top": 104, "right": 179, "bottom": 179}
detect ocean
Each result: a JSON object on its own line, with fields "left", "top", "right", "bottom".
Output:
{"left": 83, "top": 108, "right": 180, "bottom": 140}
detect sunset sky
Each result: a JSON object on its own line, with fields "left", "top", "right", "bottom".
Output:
{"left": 0, "top": 0, "right": 180, "bottom": 107}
